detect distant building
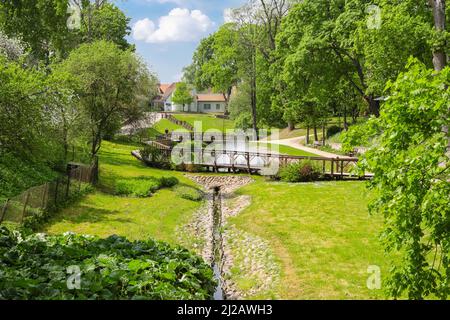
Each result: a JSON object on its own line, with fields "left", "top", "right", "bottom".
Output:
{"left": 152, "top": 83, "right": 227, "bottom": 113}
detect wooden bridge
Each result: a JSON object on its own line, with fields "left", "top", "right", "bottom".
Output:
{"left": 141, "top": 140, "right": 373, "bottom": 180}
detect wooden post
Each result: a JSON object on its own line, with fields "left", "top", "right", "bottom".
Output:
{"left": 0, "top": 199, "right": 9, "bottom": 224}
{"left": 340, "top": 159, "right": 344, "bottom": 178}
{"left": 331, "top": 159, "right": 334, "bottom": 177}
{"left": 78, "top": 168, "right": 82, "bottom": 192}
{"left": 322, "top": 159, "right": 326, "bottom": 174}
{"left": 21, "top": 191, "right": 31, "bottom": 224}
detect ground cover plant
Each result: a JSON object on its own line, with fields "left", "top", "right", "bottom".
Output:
{"left": 0, "top": 227, "right": 215, "bottom": 300}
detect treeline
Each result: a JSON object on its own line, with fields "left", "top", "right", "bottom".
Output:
{"left": 185, "top": 0, "right": 448, "bottom": 135}
{"left": 0, "top": 0, "right": 157, "bottom": 198}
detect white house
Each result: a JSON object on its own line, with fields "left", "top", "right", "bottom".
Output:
{"left": 152, "top": 83, "right": 227, "bottom": 113}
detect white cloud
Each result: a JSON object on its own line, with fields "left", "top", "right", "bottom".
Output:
{"left": 132, "top": 8, "right": 214, "bottom": 43}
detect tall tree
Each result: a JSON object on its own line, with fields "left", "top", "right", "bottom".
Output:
{"left": 172, "top": 82, "right": 194, "bottom": 112}
{"left": 58, "top": 40, "right": 153, "bottom": 158}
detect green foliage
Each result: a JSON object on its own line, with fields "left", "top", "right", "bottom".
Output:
{"left": 174, "top": 186, "right": 203, "bottom": 202}
{"left": 0, "top": 227, "right": 215, "bottom": 299}
{"left": 350, "top": 59, "right": 450, "bottom": 299}
{"left": 159, "top": 176, "right": 179, "bottom": 188}
{"left": 171, "top": 82, "right": 193, "bottom": 107}
{"left": 233, "top": 113, "right": 254, "bottom": 131}
{"left": 326, "top": 125, "right": 342, "bottom": 138}
{"left": 57, "top": 40, "right": 154, "bottom": 158}
{"left": 279, "top": 161, "right": 322, "bottom": 182}
{"left": 0, "top": 153, "right": 58, "bottom": 201}
{"left": 115, "top": 177, "right": 162, "bottom": 197}
{"left": 115, "top": 175, "right": 180, "bottom": 197}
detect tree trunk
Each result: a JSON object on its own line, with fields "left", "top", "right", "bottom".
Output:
{"left": 365, "top": 95, "right": 380, "bottom": 117}
{"left": 306, "top": 126, "right": 310, "bottom": 145}
{"left": 313, "top": 125, "right": 318, "bottom": 142}
{"left": 250, "top": 51, "right": 259, "bottom": 140}
{"left": 287, "top": 121, "right": 295, "bottom": 131}
{"left": 430, "top": 0, "right": 449, "bottom": 158}
{"left": 431, "top": 0, "right": 447, "bottom": 71}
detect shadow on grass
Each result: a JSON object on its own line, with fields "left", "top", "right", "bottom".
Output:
{"left": 43, "top": 204, "right": 135, "bottom": 226}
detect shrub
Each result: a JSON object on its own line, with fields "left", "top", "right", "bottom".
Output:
{"left": 175, "top": 186, "right": 203, "bottom": 201}
{"left": 279, "top": 160, "right": 321, "bottom": 182}
{"left": 159, "top": 176, "right": 179, "bottom": 188}
{"left": 0, "top": 227, "right": 216, "bottom": 300}
{"left": 326, "top": 125, "right": 342, "bottom": 138}
{"left": 115, "top": 177, "right": 161, "bottom": 197}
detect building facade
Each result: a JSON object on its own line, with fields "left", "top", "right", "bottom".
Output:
{"left": 152, "top": 83, "right": 227, "bottom": 113}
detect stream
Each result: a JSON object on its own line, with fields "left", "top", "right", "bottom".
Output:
{"left": 211, "top": 186, "right": 225, "bottom": 300}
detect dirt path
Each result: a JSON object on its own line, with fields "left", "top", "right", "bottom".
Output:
{"left": 259, "top": 136, "right": 342, "bottom": 158}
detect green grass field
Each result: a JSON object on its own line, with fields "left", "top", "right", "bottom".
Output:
{"left": 40, "top": 141, "right": 202, "bottom": 244}
{"left": 173, "top": 113, "right": 235, "bottom": 132}
{"left": 230, "top": 179, "right": 389, "bottom": 299}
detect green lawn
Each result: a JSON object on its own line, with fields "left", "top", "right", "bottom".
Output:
{"left": 230, "top": 179, "right": 389, "bottom": 299}
{"left": 253, "top": 142, "right": 320, "bottom": 157}
{"left": 40, "top": 140, "right": 202, "bottom": 244}
{"left": 151, "top": 119, "right": 186, "bottom": 136}
{"left": 173, "top": 113, "right": 235, "bottom": 132}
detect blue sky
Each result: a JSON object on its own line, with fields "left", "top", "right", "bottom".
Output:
{"left": 115, "top": 0, "right": 246, "bottom": 83}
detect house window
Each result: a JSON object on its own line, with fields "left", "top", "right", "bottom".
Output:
{"left": 216, "top": 104, "right": 221, "bottom": 110}
{"left": 204, "top": 104, "right": 211, "bottom": 110}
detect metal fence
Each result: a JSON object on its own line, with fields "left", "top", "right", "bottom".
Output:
{"left": 0, "top": 158, "right": 98, "bottom": 226}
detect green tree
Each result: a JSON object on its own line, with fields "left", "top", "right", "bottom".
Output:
{"left": 171, "top": 82, "right": 194, "bottom": 112}
{"left": 58, "top": 40, "right": 153, "bottom": 158}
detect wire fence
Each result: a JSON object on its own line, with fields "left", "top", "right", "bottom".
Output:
{"left": 0, "top": 158, "right": 98, "bottom": 227}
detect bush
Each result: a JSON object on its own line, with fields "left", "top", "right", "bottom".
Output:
{"left": 115, "top": 177, "right": 161, "bottom": 197}
{"left": 326, "top": 125, "right": 342, "bottom": 138}
{"left": 174, "top": 186, "right": 203, "bottom": 202}
{"left": 0, "top": 227, "right": 216, "bottom": 300}
{"left": 115, "top": 176, "right": 180, "bottom": 197}
{"left": 279, "top": 160, "right": 321, "bottom": 182}
{"left": 159, "top": 176, "right": 179, "bottom": 188}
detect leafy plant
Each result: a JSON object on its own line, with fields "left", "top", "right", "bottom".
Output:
{"left": 0, "top": 227, "right": 216, "bottom": 300}
{"left": 115, "top": 177, "right": 161, "bottom": 197}
{"left": 159, "top": 176, "right": 179, "bottom": 188}
{"left": 279, "top": 160, "right": 321, "bottom": 182}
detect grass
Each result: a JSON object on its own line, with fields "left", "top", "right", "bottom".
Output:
{"left": 251, "top": 142, "right": 320, "bottom": 157}
{"left": 173, "top": 113, "right": 235, "bottom": 132}
{"left": 152, "top": 119, "right": 186, "bottom": 136}
{"left": 230, "top": 179, "right": 390, "bottom": 299}
{"left": 40, "top": 140, "right": 203, "bottom": 244}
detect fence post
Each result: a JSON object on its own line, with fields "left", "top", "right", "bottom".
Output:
{"left": 21, "top": 191, "right": 31, "bottom": 224}
{"left": 0, "top": 199, "right": 9, "bottom": 224}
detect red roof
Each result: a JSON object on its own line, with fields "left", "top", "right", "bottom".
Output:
{"left": 196, "top": 94, "right": 226, "bottom": 102}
